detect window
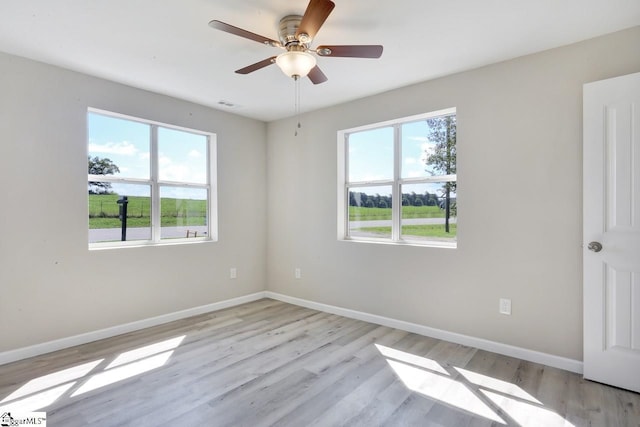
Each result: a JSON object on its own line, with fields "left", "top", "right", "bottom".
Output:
{"left": 338, "top": 108, "right": 457, "bottom": 247}
{"left": 87, "top": 109, "right": 216, "bottom": 247}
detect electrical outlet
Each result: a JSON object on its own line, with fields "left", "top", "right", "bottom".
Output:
{"left": 230, "top": 268, "right": 237, "bottom": 279}
{"left": 499, "top": 298, "right": 511, "bottom": 315}
{"left": 295, "top": 268, "right": 301, "bottom": 279}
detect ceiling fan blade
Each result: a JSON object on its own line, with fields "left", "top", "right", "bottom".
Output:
{"left": 296, "top": 0, "right": 335, "bottom": 40}
{"left": 307, "top": 65, "right": 328, "bottom": 84}
{"left": 316, "top": 45, "right": 383, "bottom": 58}
{"left": 235, "top": 56, "right": 277, "bottom": 74}
{"left": 209, "top": 20, "right": 281, "bottom": 47}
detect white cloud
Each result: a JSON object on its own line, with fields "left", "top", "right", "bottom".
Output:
{"left": 88, "top": 141, "right": 138, "bottom": 156}
{"left": 360, "top": 173, "right": 389, "bottom": 182}
{"left": 158, "top": 155, "right": 172, "bottom": 166}
{"left": 162, "top": 164, "right": 190, "bottom": 181}
{"left": 405, "top": 157, "right": 417, "bottom": 165}
{"left": 157, "top": 154, "right": 206, "bottom": 184}
{"left": 421, "top": 143, "right": 435, "bottom": 164}
{"left": 188, "top": 149, "right": 202, "bottom": 158}
{"left": 405, "top": 171, "right": 425, "bottom": 178}
{"left": 422, "top": 142, "right": 435, "bottom": 153}
{"left": 139, "top": 152, "right": 150, "bottom": 160}
{"left": 409, "top": 136, "right": 429, "bottom": 142}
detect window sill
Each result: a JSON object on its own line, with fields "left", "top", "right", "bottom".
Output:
{"left": 339, "top": 237, "right": 456, "bottom": 249}
{"left": 89, "top": 237, "right": 216, "bottom": 251}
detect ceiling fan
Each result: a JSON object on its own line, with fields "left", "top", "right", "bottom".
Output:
{"left": 208, "top": 0, "right": 383, "bottom": 84}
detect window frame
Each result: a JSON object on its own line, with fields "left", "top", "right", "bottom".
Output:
{"left": 337, "top": 107, "right": 457, "bottom": 248}
{"left": 87, "top": 108, "right": 218, "bottom": 249}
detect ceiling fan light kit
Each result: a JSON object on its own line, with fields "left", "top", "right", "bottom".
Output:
{"left": 275, "top": 49, "right": 317, "bottom": 78}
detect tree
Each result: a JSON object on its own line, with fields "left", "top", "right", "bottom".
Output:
{"left": 424, "top": 115, "right": 457, "bottom": 232}
{"left": 88, "top": 156, "right": 120, "bottom": 194}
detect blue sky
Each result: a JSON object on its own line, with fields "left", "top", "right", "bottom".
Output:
{"left": 88, "top": 112, "right": 208, "bottom": 199}
{"left": 348, "top": 120, "right": 456, "bottom": 199}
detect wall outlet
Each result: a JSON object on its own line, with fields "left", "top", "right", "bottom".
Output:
{"left": 230, "top": 268, "right": 237, "bottom": 279}
{"left": 295, "top": 268, "right": 301, "bottom": 279}
{"left": 499, "top": 298, "right": 512, "bottom": 315}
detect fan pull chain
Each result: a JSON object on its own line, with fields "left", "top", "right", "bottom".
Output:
{"left": 294, "top": 75, "right": 302, "bottom": 136}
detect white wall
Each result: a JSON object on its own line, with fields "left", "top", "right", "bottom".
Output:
{"left": 2, "top": 26, "right": 638, "bottom": 361}
{"left": 0, "top": 52, "right": 267, "bottom": 352}
{"left": 266, "top": 26, "right": 640, "bottom": 361}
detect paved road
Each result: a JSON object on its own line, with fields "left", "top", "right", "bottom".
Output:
{"left": 350, "top": 217, "right": 457, "bottom": 228}
{"left": 89, "top": 226, "right": 208, "bottom": 243}
{"left": 89, "top": 218, "right": 453, "bottom": 243}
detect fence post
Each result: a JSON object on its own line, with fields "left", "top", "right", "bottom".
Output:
{"left": 117, "top": 196, "right": 129, "bottom": 241}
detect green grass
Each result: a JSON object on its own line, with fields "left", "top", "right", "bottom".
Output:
{"left": 349, "top": 205, "right": 445, "bottom": 221}
{"left": 89, "top": 217, "right": 150, "bottom": 229}
{"left": 358, "top": 223, "right": 457, "bottom": 238}
{"left": 88, "top": 194, "right": 206, "bottom": 229}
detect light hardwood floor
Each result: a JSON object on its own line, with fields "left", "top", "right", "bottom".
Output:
{"left": 0, "top": 299, "right": 638, "bottom": 426}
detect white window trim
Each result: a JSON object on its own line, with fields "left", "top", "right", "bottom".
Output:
{"left": 88, "top": 108, "right": 218, "bottom": 249}
{"left": 337, "top": 108, "right": 457, "bottom": 248}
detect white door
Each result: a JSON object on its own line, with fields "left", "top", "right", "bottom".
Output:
{"left": 583, "top": 72, "right": 640, "bottom": 393}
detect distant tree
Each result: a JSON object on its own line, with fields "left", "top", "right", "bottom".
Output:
{"left": 88, "top": 156, "right": 120, "bottom": 194}
{"left": 349, "top": 192, "right": 357, "bottom": 207}
{"left": 424, "top": 115, "right": 457, "bottom": 232}
{"left": 424, "top": 192, "right": 438, "bottom": 206}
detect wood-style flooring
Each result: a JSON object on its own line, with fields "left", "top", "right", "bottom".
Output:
{"left": 0, "top": 299, "right": 638, "bottom": 426}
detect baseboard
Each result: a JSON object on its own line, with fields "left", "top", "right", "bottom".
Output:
{"left": 0, "top": 291, "right": 267, "bottom": 366}
{"left": 265, "top": 291, "right": 583, "bottom": 374}
{"left": 2, "top": 290, "right": 583, "bottom": 374}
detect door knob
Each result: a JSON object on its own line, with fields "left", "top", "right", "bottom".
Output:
{"left": 587, "top": 241, "right": 603, "bottom": 252}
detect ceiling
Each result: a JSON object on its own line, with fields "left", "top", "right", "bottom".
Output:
{"left": 0, "top": 1, "right": 638, "bottom": 122}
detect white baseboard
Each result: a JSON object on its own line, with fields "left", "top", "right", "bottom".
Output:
{"left": 1, "top": 290, "right": 583, "bottom": 374}
{"left": 265, "top": 291, "right": 583, "bottom": 374}
{"left": 0, "top": 292, "right": 266, "bottom": 366}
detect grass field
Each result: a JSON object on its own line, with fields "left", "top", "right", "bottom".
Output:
{"left": 88, "top": 194, "right": 206, "bottom": 229}
{"left": 350, "top": 205, "right": 456, "bottom": 239}
{"left": 349, "top": 205, "right": 446, "bottom": 221}
{"left": 89, "top": 195, "right": 453, "bottom": 238}
{"left": 359, "top": 224, "right": 457, "bottom": 238}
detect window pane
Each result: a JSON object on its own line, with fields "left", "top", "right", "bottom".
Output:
{"left": 348, "top": 186, "right": 392, "bottom": 239}
{"left": 401, "top": 182, "right": 456, "bottom": 243}
{"left": 401, "top": 120, "right": 429, "bottom": 179}
{"left": 348, "top": 127, "right": 393, "bottom": 182}
{"left": 158, "top": 127, "right": 208, "bottom": 184}
{"left": 401, "top": 115, "right": 456, "bottom": 179}
{"left": 88, "top": 113, "right": 150, "bottom": 179}
{"left": 88, "top": 183, "right": 151, "bottom": 243}
{"left": 160, "top": 187, "right": 208, "bottom": 240}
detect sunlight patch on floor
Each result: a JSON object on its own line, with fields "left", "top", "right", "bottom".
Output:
{"left": 375, "top": 344, "right": 449, "bottom": 375}
{"left": 386, "top": 358, "right": 506, "bottom": 423}
{"left": 377, "top": 344, "right": 574, "bottom": 426}
{"left": 455, "top": 366, "right": 541, "bottom": 404}
{"left": 0, "top": 383, "right": 77, "bottom": 413}
{"left": 0, "top": 360, "right": 102, "bottom": 404}
{"left": 482, "top": 389, "right": 575, "bottom": 427}
{"left": 0, "top": 335, "right": 186, "bottom": 413}
{"left": 106, "top": 335, "right": 185, "bottom": 369}
{"left": 72, "top": 350, "right": 174, "bottom": 396}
